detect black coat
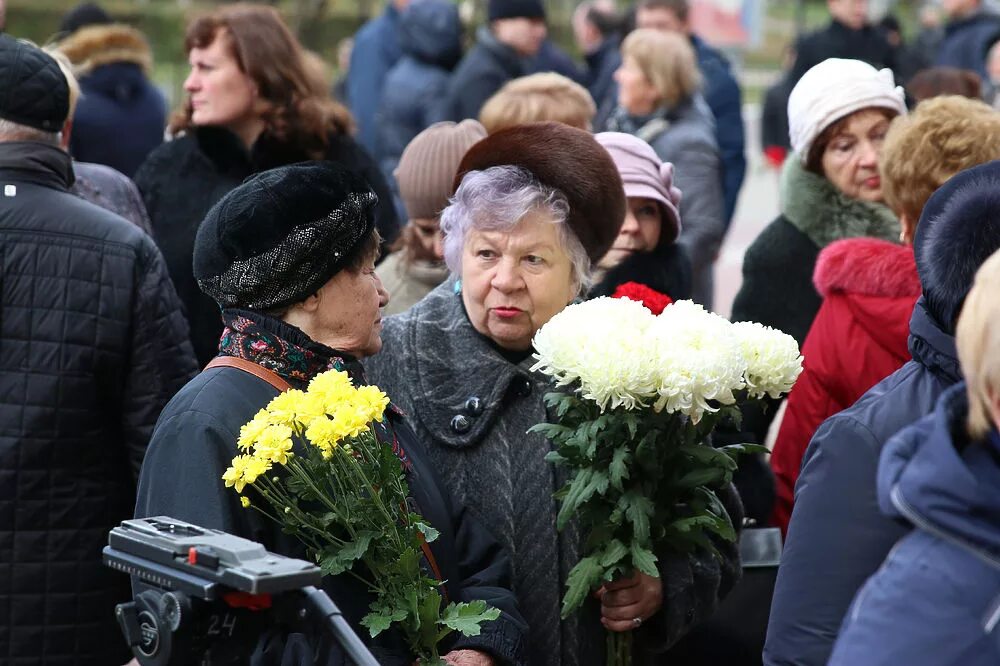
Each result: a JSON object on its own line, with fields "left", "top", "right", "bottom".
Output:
{"left": 135, "top": 313, "right": 526, "bottom": 665}
{"left": 135, "top": 127, "right": 401, "bottom": 366}
{"left": 789, "top": 20, "right": 897, "bottom": 87}
{"left": 0, "top": 142, "right": 198, "bottom": 665}
{"left": 445, "top": 27, "right": 527, "bottom": 122}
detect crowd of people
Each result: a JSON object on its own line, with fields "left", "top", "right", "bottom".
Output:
{"left": 2, "top": 0, "right": 1000, "bottom": 664}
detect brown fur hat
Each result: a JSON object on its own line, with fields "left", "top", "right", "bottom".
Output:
{"left": 453, "top": 121, "right": 626, "bottom": 262}
{"left": 57, "top": 23, "right": 153, "bottom": 77}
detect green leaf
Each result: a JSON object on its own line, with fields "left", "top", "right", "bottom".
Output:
{"left": 440, "top": 600, "right": 502, "bottom": 636}
{"left": 718, "top": 443, "right": 771, "bottom": 458}
{"left": 599, "top": 539, "right": 628, "bottom": 568}
{"left": 561, "top": 556, "right": 605, "bottom": 617}
{"left": 415, "top": 521, "right": 440, "bottom": 544}
{"left": 624, "top": 492, "right": 654, "bottom": 542}
{"left": 398, "top": 547, "right": 422, "bottom": 580}
{"left": 609, "top": 447, "right": 630, "bottom": 491}
{"left": 676, "top": 466, "right": 726, "bottom": 489}
{"left": 556, "top": 469, "right": 610, "bottom": 529}
{"left": 361, "top": 611, "right": 393, "bottom": 637}
{"left": 629, "top": 541, "right": 659, "bottom": 578}
{"left": 679, "top": 444, "right": 737, "bottom": 471}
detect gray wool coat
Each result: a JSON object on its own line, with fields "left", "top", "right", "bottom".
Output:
{"left": 365, "top": 280, "right": 744, "bottom": 666}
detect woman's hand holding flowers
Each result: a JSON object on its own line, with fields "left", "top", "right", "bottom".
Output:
{"left": 597, "top": 572, "right": 664, "bottom": 633}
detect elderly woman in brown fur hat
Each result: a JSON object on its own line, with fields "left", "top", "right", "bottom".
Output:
{"left": 366, "top": 122, "right": 742, "bottom": 666}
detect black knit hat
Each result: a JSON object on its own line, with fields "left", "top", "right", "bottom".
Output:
{"left": 195, "top": 162, "right": 379, "bottom": 311}
{"left": 59, "top": 2, "right": 112, "bottom": 35}
{"left": 454, "top": 122, "right": 625, "bottom": 263}
{"left": 488, "top": 0, "right": 546, "bottom": 21}
{"left": 0, "top": 35, "right": 70, "bottom": 132}
{"left": 914, "top": 159, "right": 1000, "bottom": 334}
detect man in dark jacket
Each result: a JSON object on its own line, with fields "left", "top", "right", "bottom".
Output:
{"left": 934, "top": 0, "right": 1000, "bottom": 79}
{"left": 347, "top": 0, "right": 407, "bottom": 154}
{"left": 788, "top": 0, "right": 896, "bottom": 86}
{"left": 573, "top": 0, "right": 623, "bottom": 114}
{"left": 763, "top": 160, "right": 1000, "bottom": 666}
{"left": 445, "top": 0, "right": 547, "bottom": 122}
{"left": 634, "top": 0, "right": 747, "bottom": 225}
{"left": 0, "top": 35, "right": 197, "bottom": 666}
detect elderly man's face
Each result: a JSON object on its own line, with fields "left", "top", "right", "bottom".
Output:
{"left": 304, "top": 252, "right": 389, "bottom": 358}
{"left": 460, "top": 211, "right": 578, "bottom": 351}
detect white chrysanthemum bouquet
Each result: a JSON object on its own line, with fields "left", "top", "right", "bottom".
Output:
{"left": 530, "top": 298, "right": 802, "bottom": 665}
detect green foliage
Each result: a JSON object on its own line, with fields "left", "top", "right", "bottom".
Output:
{"left": 240, "top": 427, "right": 499, "bottom": 664}
{"left": 538, "top": 394, "right": 765, "bottom": 621}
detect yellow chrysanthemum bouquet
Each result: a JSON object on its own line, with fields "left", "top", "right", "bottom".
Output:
{"left": 223, "top": 369, "right": 499, "bottom": 664}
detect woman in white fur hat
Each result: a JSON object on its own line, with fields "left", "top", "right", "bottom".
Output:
{"left": 729, "top": 57, "right": 907, "bottom": 445}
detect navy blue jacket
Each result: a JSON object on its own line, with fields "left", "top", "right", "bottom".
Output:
{"left": 829, "top": 384, "right": 1000, "bottom": 666}
{"left": 691, "top": 35, "right": 745, "bottom": 225}
{"left": 530, "top": 39, "right": 586, "bottom": 84}
{"left": 935, "top": 11, "right": 1000, "bottom": 79}
{"left": 377, "top": 0, "right": 462, "bottom": 193}
{"left": 445, "top": 27, "right": 528, "bottom": 122}
{"left": 347, "top": 2, "right": 403, "bottom": 153}
{"left": 763, "top": 298, "right": 962, "bottom": 666}
{"left": 584, "top": 38, "right": 621, "bottom": 119}
{"left": 71, "top": 62, "right": 166, "bottom": 178}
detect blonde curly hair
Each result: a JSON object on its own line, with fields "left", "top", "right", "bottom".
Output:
{"left": 881, "top": 95, "right": 1000, "bottom": 226}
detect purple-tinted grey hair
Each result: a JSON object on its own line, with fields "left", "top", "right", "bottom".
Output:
{"left": 440, "top": 165, "right": 592, "bottom": 294}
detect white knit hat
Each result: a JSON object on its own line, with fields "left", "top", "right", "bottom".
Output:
{"left": 787, "top": 58, "right": 907, "bottom": 164}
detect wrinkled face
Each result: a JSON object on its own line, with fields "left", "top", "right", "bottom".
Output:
{"left": 410, "top": 217, "right": 444, "bottom": 262}
{"left": 306, "top": 254, "right": 390, "bottom": 358}
{"left": 461, "top": 211, "right": 578, "bottom": 351}
{"left": 599, "top": 197, "right": 663, "bottom": 269}
{"left": 821, "top": 109, "right": 890, "bottom": 203}
{"left": 614, "top": 55, "right": 659, "bottom": 115}
{"left": 827, "top": 0, "right": 869, "bottom": 29}
{"left": 493, "top": 17, "right": 548, "bottom": 57}
{"left": 184, "top": 35, "right": 262, "bottom": 134}
{"left": 635, "top": 6, "right": 686, "bottom": 33}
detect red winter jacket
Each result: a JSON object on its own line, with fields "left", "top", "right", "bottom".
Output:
{"left": 770, "top": 238, "right": 920, "bottom": 534}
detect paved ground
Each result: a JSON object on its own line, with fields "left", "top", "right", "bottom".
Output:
{"left": 713, "top": 103, "right": 781, "bottom": 319}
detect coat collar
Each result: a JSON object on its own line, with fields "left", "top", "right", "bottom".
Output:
{"left": 780, "top": 156, "right": 898, "bottom": 249}
{"left": 402, "top": 280, "right": 544, "bottom": 449}
{"left": 0, "top": 142, "right": 75, "bottom": 190}
{"left": 880, "top": 383, "right": 1000, "bottom": 563}
{"left": 813, "top": 238, "right": 918, "bottom": 298}
{"left": 908, "top": 297, "right": 961, "bottom": 385}
{"left": 475, "top": 26, "right": 528, "bottom": 77}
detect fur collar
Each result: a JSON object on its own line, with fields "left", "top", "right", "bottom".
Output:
{"left": 781, "top": 155, "right": 899, "bottom": 249}
{"left": 58, "top": 24, "right": 152, "bottom": 76}
{"left": 814, "top": 238, "right": 920, "bottom": 298}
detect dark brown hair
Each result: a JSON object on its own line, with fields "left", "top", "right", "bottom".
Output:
{"left": 804, "top": 107, "right": 896, "bottom": 175}
{"left": 638, "top": 0, "right": 689, "bottom": 23}
{"left": 170, "top": 3, "right": 353, "bottom": 156}
{"left": 906, "top": 67, "right": 982, "bottom": 104}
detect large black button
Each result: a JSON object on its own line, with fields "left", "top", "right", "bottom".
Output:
{"left": 464, "top": 396, "right": 483, "bottom": 416}
{"left": 514, "top": 377, "right": 532, "bottom": 397}
{"left": 450, "top": 415, "right": 471, "bottom": 433}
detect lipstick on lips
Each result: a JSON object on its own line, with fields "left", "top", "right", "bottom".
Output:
{"left": 863, "top": 176, "right": 881, "bottom": 189}
{"left": 493, "top": 307, "right": 523, "bottom": 319}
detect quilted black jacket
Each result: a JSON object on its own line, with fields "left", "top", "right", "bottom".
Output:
{"left": 0, "top": 142, "right": 197, "bottom": 665}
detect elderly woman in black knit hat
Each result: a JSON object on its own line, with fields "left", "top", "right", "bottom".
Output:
{"left": 135, "top": 162, "right": 526, "bottom": 666}
{"left": 365, "top": 122, "right": 742, "bottom": 666}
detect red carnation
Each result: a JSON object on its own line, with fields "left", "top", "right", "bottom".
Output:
{"left": 611, "top": 282, "right": 673, "bottom": 315}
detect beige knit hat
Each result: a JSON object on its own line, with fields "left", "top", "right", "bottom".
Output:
{"left": 394, "top": 120, "right": 488, "bottom": 220}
